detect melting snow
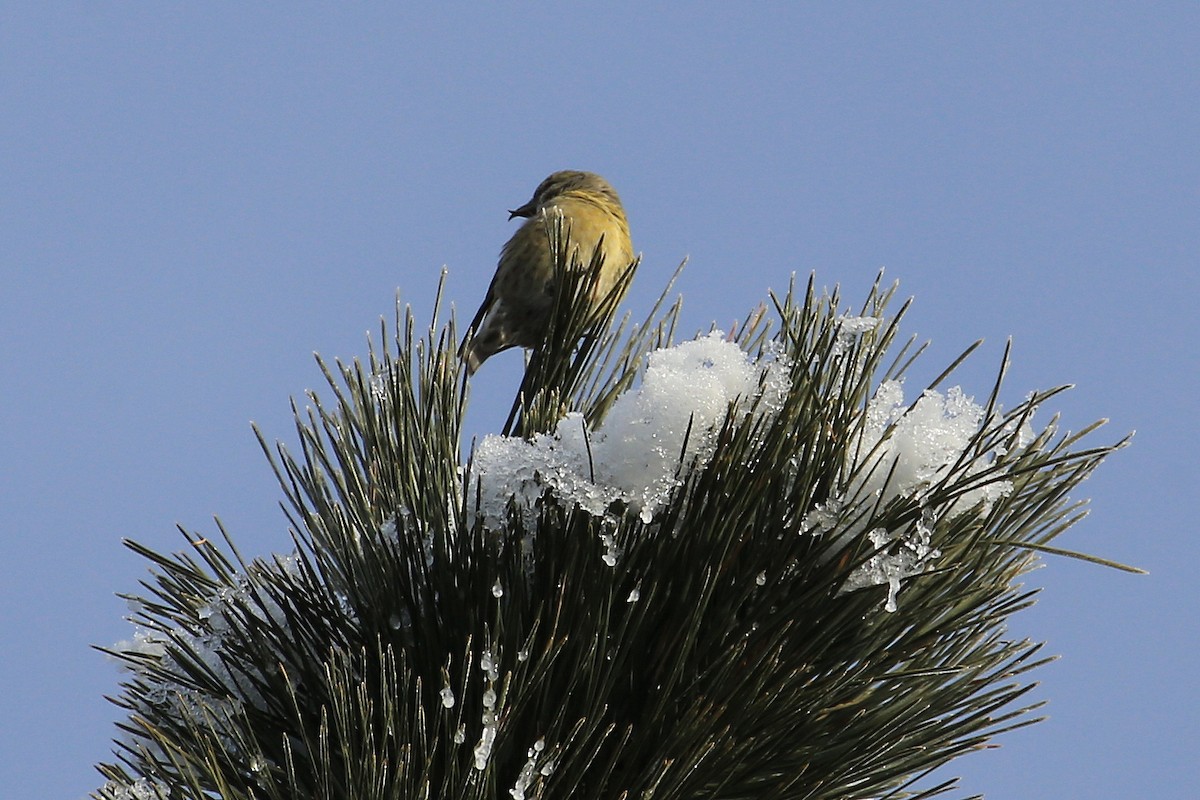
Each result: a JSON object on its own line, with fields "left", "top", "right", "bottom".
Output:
{"left": 470, "top": 333, "right": 792, "bottom": 528}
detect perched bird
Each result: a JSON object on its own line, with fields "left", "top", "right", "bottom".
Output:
{"left": 462, "top": 170, "right": 635, "bottom": 374}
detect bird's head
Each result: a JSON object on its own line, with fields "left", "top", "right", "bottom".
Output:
{"left": 508, "top": 170, "right": 622, "bottom": 220}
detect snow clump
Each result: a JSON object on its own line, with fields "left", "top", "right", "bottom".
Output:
{"left": 469, "top": 332, "right": 792, "bottom": 527}
{"left": 848, "top": 381, "right": 1030, "bottom": 515}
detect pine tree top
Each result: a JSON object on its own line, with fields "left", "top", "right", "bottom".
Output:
{"left": 95, "top": 239, "right": 1138, "bottom": 800}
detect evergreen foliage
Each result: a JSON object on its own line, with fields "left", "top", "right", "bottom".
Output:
{"left": 95, "top": 235, "right": 1134, "bottom": 800}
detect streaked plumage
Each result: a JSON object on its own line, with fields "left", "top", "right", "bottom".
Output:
{"left": 462, "top": 170, "right": 634, "bottom": 374}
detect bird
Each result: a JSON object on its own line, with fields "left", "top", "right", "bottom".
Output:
{"left": 461, "top": 170, "right": 635, "bottom": 374}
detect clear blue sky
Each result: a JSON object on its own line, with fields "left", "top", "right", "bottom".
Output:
{"left": 2, "top": 4, "right": 1195, "bottom": 797}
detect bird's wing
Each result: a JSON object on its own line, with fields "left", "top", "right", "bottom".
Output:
{"left": 463, "top": 274, "right": 497, "bottom": 338}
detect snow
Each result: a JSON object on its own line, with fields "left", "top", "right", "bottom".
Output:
{"left": 115, "top": 578, "right": 290, "bottom": 711}
{"left": 832, "top": 313, "right": 881, "bottom": 356}
{"left": 469, "top": 333, "right": 792, "bottom": 531}
{"left": 849, "top": 381, "right": 1019, "bottom": 516}
{"left": 473, "top": 695, "right": 498, "bottom": 769}
{"left": 469, "top": 331, "right": 1036, "bottom": 611}
{"left": 841, "top": 513, "right": 940, "bottom": 612}
{"left": 835, "top": 381, "right": 1036, "bottom": 609}
{"left": 509, "top": 738, "right": 549, "bottom": 800}
{"left": 97, "top": 778, "right": 170, "bottom": 800}
{"left": 107, "top": 551, "right": 360, "bottom": 772}
{"left": 473, "top": 648, "right": 501, "bottom": 770}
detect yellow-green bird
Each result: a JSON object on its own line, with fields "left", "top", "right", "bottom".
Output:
{"left": 462, "top": 170, "right": 635, "bottom": 374}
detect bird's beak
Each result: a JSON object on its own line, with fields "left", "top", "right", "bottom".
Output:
{"left": 508, "top": 200, "right": 537, "bottom": 220}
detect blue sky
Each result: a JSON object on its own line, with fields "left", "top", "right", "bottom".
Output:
{"left": 2, "top": 4, "right": 1196, "bottom": 797}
